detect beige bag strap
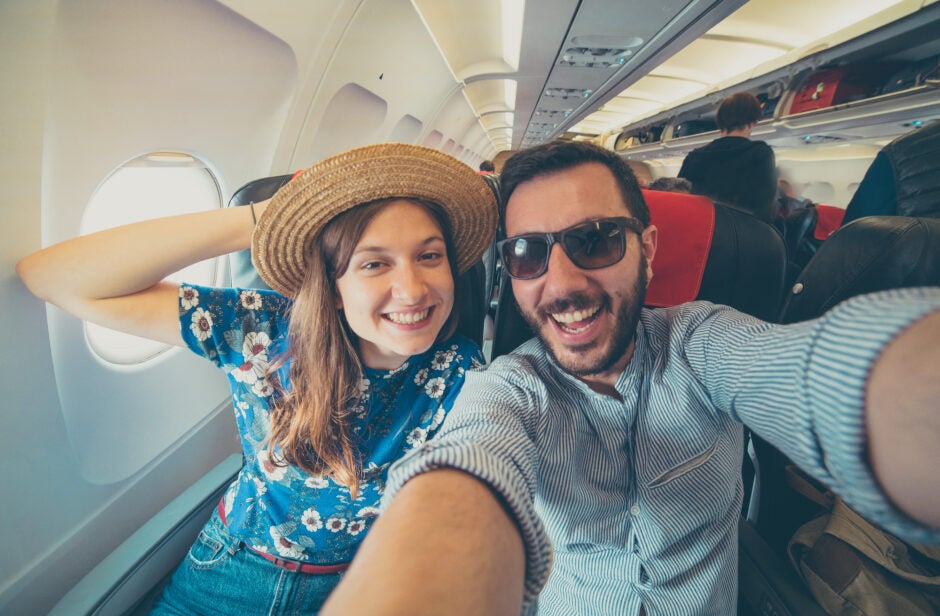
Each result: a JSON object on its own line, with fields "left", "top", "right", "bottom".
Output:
{"left": 824, "top": 499, "right": 940, "bottom": 586}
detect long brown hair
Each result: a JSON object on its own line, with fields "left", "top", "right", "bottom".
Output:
{"left": 266, "top": 198, "right": 460, "bottom": 495}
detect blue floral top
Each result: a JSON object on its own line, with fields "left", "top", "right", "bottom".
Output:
{"left": 178, "top": 284, "right": 483, "bottom": 564}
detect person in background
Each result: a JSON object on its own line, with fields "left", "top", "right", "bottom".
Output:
{"left": 679, "top": 91, "right": 777, "bottom": 222}
{"left": 647, "top": 176, "right": 692, "bottom": 193}
{"left": 842, "top": 119, "right": 940, "bottom": 226}
{"left": 774, "top": 176, "right": 813, "bottom": 219}
{"left": 321, "top": 140, "right": 940, "bottom": 616}
{"left": 16, "top": 143, "right": 497, "bottom": 614}
{"left": 480, "top": 159, "right": 496, "bottom": 174}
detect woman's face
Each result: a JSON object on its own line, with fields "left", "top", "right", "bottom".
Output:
{"left": 334, "top": 200, "right": 455, "bottom": 370}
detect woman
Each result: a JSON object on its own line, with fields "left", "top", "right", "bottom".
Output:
{"left": 16, "top": 143, "right": 498, "bottom": 614}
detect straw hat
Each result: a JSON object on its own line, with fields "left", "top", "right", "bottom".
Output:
{"left": 252, "top": 143, "right": 498, "bottom": 298}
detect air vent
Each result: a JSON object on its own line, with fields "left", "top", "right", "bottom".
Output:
{"left": 801, "top": 134, "right": 847, "bottom": 144}
{"left": 535, "top": 108, "right": 573, "bottom": 118}
{"left": 545, "top": 88, "right": 593, "bottom": 99}
{"left": 560, "top": 47, "right": 633, "bottom": 68}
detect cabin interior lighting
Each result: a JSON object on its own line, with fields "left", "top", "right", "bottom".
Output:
{"left": 571, "top": 0, "right": 922, "bottom": 138}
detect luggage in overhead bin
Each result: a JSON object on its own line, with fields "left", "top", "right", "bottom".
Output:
{"left": 881, "top": 55, "right": 940, "bottom": 94}
{"left": 789, "top": 62, "right": 900, "bottom": 114}
{"left": 672, "top": 118, "right": 717, "bottom": 138}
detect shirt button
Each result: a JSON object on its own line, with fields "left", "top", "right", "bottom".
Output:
{"left": 630, "top": 504, "right": 640, "bottom": 516}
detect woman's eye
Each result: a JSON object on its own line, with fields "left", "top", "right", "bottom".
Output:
{"left": 361, "top": 261, "right": 385, "bottom": 271}
{"left": 420, "top": 252, "right": 443, "bottom": 262}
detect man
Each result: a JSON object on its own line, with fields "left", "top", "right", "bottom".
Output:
{"left": 678, "top": 91, "right": 777, "bottom": 222}
{"left": 323, "top": 141, "right": 940, "bottom": 615}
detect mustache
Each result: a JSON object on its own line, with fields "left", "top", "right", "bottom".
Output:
{"left": 538, "top": 292, "right": 610, "bottom": 317}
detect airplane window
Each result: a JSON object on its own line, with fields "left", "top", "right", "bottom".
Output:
{"left": 802, "top": 181, "right": 836, "bottom": 204}
{"left": 80, "top": 152, "right": 221, "bottom": 364}
{"left": 422, "top": 130, "right": 443, "bottom": 148}
{"left": 390, "top": 114, "right": 423, "bottom": 143}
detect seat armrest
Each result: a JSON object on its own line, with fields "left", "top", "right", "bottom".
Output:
{"left": 49, "top": 454, "right": 241, "bottom": 616}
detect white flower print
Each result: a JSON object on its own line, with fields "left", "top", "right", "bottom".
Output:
{"left": 406, "top": 426, "right": 428, "bottom": 447}
{"left": 430, "top": 406, "right": 446, "bottom": 430}
{"left": 240, "top": 290, "right": 262, "bottom": 310}
{"left": 325, "top": 516, "right": 347, "bottom": 533}
{"left": 180, "top": 286, "right": 200, "bottom": 310}
{"left": 232, "top": 332, "right": 271, "bottom": 385}
{"left": 304, "top": 475, "right": 329, "bottom": 489}
{"left": 357, "top": 378, "right": 370, "bottom": 395}
{"left": 257, "top": 449, "right": 287, "bottom": 482}
{"left": 424, "top": 377, "right": 446, "bottom": 399}
{"left": 413, "top": 368, "right": 429, "bottom": 386}
{"left": 346, "top": 519, "right": 367, "bottom": 536}
{"left": 431, "top": 349, "right": 456, "bottom": 371}
{"left": 356, "top": 506, "right": 380, "bottom": 519}
{"left": 252, "top": 380, "right": 274, "bottom": 398}
{"left": 302, "top": 506, "right": 323, "bottom": 532}
{"left": 252, "top": 476, "right": 268, "bottom": 497}
{"left": 269, "top": 526, "right": 305, "bottom": 559}
{"left": 190, "top": 308, "right": 213, "bottom": 341}
{"left": 470, "top": 356, "right": 484, "bottom": 370}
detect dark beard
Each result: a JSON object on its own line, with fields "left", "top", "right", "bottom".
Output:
{"left": 520, "top": 255, "right": 648, "bottom": 377}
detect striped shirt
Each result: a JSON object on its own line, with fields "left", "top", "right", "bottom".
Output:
{"left": 385, "top": 288, "right": 940, "bottom": 615}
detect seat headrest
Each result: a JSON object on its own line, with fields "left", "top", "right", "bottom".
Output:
{"left": 642, "top": 190, "right": 715, "bottom": 307}
{"left": 812, "top": 204, "right": 845, "bottom": 241}
{"left": 781, "top": 216, "right": 940, "bottom": 324}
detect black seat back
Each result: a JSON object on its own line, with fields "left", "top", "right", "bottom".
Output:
{"left": 755, "top": 216, "right": 940, "bottom": 554}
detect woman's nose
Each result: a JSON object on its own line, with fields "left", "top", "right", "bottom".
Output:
{"left": 391, "top": 264, "right": 428, "bottom": 302}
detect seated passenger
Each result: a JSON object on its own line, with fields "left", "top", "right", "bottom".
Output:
{"left": 774, "top": 176, "right": 812, "bottom": 219}
{"left": 648, "top": 176, "right": 692, "bottom": 193}
{"left": 16, "top": 143, "right": 497, "bottom": 614}
{"left": 320, "top": 140, "right": 940, "bottom": 616}
{"left": 679, "top": 91, "right": 777, "bottom": 222}
{"left": 842, "top": 119, "right": 940, "bottom": 225}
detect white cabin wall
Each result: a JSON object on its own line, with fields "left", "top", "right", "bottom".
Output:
{"left": 2, "top": 1, "right": 497, "bottom": 613}
{"left": 2, "top": 0, "right": 291, "bottom": 612}
{"left": 288, "top": 0, "right": 489, "bottom": 168}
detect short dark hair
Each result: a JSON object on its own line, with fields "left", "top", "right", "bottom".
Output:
{"left": 499, "top": 140, "right": 650, "bottom": 228}
{"left": 479, "top": 160, "right": 495, "bottom": 172}
{"left": 716, "top": 92, "right": 762, "bottom": 132}
{"left": 648, "top": 176, "right": 692, "bottom": 193}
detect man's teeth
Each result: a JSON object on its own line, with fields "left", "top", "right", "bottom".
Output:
{"left": 387, "top": 309, "right": 429, "bottom": 324}
{"left": 551, "top": 306, "right": 599, "bottom": 324}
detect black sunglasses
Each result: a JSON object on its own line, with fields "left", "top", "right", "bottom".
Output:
{"left": 497, "top": 216, "right": 645, "bottom": 280}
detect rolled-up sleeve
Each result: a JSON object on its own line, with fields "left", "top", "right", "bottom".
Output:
{"left": 383, "top": 355, "right": 552, "bottom": 608}
{"left": 685, "top": 288, "right": 940, "bottom": 544}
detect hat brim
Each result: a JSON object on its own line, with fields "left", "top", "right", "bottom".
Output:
{"left": 252, "top": 143, "right": 498, "bottom": 298}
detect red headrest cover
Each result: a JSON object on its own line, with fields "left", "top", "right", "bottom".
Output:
{"left": 642, "top": 190, "right": 715, "bottom": 307}
{"left": 813, "top": 204, "right": 846, "bottom": 241}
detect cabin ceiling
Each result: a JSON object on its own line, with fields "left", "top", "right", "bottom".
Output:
{"left": 415, "top": 0, "right": 936, "bottom": 154}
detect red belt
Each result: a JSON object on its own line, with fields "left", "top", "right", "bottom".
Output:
{"left": 216, "top": 500, "right": 350, "bottom": 574}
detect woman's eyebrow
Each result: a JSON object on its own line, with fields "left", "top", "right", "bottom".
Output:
{"left": 351, "top": 235, "right": 445, "bottom": 256}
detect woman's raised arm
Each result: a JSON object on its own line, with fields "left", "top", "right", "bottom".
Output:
{"left": 16, "top": 200, "right": 269, "bottom": 346}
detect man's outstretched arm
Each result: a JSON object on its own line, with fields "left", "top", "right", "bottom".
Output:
{"left": 866, "top": 308, "right": 940, "bottom": 528}
{"left": 321, "top": 469, "right": 525, "bottom": 616}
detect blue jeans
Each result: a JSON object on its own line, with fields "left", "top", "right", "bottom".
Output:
{"left": 150, "top": 509, "right": 343, "bottom": 615}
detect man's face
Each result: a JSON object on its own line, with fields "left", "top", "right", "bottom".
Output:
{"left": 504, "top": 162, "right": 657, "bottom": 383}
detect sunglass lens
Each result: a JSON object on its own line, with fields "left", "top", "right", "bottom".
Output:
{"left": 503, "top": 237, "right": 549, "bottom": 279}
{"left": 563, "top": 221, "right": 625, "bottom": 269}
